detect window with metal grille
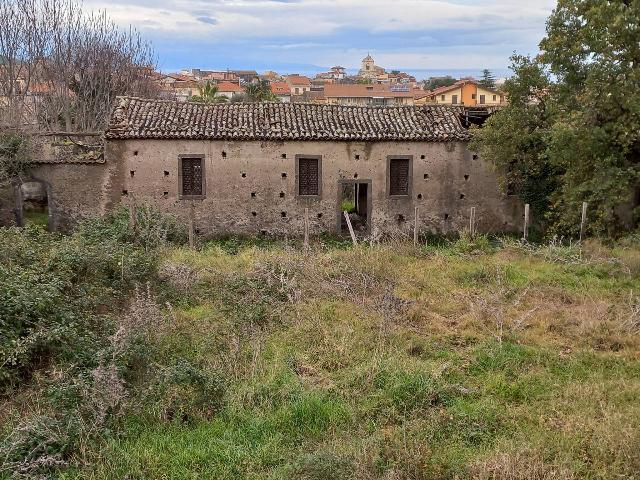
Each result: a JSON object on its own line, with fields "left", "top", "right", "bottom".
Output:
{"left": 389, "top": 158, "right": 410, "bottom": 196}
{"left": 297, "top": 157, "right": 320, "bottom": 196}
{"left": 180, "top": 156, "right": 204, "bottom": 197}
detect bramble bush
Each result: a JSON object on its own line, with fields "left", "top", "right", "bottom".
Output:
{"left": 0, "top": 207, "right": 203, "bottom": 477}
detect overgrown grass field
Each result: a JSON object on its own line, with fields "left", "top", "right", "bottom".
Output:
{"left": 1, "top": 217, "right": 639, "bottom": 479}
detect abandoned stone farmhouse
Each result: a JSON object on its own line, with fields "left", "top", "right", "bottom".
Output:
{"left": 2, "top": 97, "right": 522, "bottom": 237}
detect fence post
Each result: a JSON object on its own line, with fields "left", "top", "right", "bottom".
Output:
{"left": 579, "top": 202, "right": 588, "bottom": 242}
{"left": 188, "top": 201, "right": 195, "bottom": 249}
{"left": 413, "top": 206, "right": 419, "bottom": 246}
{"left": 303, "top": 207, "right": 309, "bottom": 251}
{"left": 523, "top": 203, "right": 530, "bottom": 241}
{"left": 469, "top": 206, "right": 476, "bottom": 238}
{"left": 343, "top": 211, "right": 358, "bottom": 246}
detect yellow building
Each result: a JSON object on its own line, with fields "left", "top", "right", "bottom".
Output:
{"left": 427, "top": 80, "right": 505, "bottom": 106}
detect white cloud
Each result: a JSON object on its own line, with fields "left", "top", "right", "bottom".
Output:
{"left": 80, "top": 0, "right": 557, "bottom": 71}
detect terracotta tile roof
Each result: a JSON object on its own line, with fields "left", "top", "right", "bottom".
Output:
{"left": 286, "top": 75, "right": 311, "bottom": 86}
{"left": 105, "top": 96, "right": 470, "bottom": 142}
{"left": 216, "top": 81, "right": 243, "bottom": 93}
{"left": 270, "top": 82, "right": 291, "bottom": 95}
{"left": 428, "top": 81, "right": 466, "bottom": 97}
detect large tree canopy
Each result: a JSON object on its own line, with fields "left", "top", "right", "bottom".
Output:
{"left": 471, "top": 0, "right": 640, "bottom": 237}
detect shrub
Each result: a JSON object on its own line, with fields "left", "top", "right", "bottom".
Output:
{"left": 148, "top": 360, "right": 226, "bottom": 423}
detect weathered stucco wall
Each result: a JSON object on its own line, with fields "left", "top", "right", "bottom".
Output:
{"left": 28, "top": 162, "right": 118, "bottom": 230}
{"left": 105, "top": 139, "right": 521, "bottom": 238}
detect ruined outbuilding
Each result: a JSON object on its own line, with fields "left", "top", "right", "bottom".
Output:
{"left": 1, "top": 97, "right": 522, "bottom": 237}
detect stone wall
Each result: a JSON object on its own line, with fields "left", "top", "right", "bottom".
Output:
{"left": 1, "top": 137, "right": 522, "bottom": 236}
{"left": 105, "top": 139, "right": 522, "bottom": 237}
{"left": 28, "top": 161, "right": 118, "bottom": 230}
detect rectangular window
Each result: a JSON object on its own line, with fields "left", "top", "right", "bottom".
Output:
{"left": 479, "top": 95, "right": 486, "bottom": 104}
{"left": 388, "top": 157, "right": 411, "bottom": 196}
{"left": 493, "top": 94, "right": 497, "bottom": 101}
{"left": 452, "top": 95, "right": 458, "bottom": 104}
{"left": 179, "top": 155, "right": 205, "bottom": 198}
{"left": 471, "top": 94, "right": 477, "bottom": 100}
{"left": 441, "top": 94, "right": 445, "bottom": 101}
{"left": 296, "top": 155, "right": 321, "bottom": 196}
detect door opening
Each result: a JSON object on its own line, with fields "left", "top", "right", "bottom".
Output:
{"left": 20, "top": 181, "right": 49, "bottom": 228}
{"left": 339, "top": 180, "right": 371, "bottom": 234}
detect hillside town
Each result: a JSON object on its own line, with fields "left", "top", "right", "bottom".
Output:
{"left": 150, "top": 55, "right": 507, "bottom": 107}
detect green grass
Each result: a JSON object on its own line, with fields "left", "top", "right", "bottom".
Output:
{"left": 12, "top": 237, "right": 640, "bottom": 479}
{"left": 23, "top": 210, "right": 49, "bottom": 227}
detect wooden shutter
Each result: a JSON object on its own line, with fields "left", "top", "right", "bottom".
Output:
{"left": 389, "top": 158, "right": 410, "bottom": 196}
{"left": 298, "top": 157, "right": 319, "bottom": 196}
{"left": 181, "top": 157, "right": 203, "bottom": 196}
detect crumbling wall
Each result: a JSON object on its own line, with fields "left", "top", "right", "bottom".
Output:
{"left": 2, "top": 137, "right": 521, "bottom": 236}
{"left": 0, "top": 184, "right": 18, "bottom": 227}
{"left": 29, "top": 163, "right": 113, "bottom": 230}
{"left": 110, "top": 138, "right": 521, "bottom": 238}
{"left": 0, "top": 133, "right": 114, "bottom": 231}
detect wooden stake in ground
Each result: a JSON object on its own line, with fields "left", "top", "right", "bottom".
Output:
{"left": 413, "top": 206, "right": 419, "bottom": 246}
{"left": 343, "top": 210, "right": 358, "bottom": 246}
{"left": 523, "top": 203, "right": 530, "bottom": 241}
{"left": 469, "top": 206, "right": 476, "bottom": 238}
{"left": 188, "top": 201, "right": 195, "bottom": 249}
{"left": 579, "top": 202, "right": 588, "bottom": 242}
{"left": 303, "top": 208, "right": 310, "bottom": 251}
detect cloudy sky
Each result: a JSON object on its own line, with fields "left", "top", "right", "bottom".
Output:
{"left": 83, "top": 0, "right": 557, "bottom": 79}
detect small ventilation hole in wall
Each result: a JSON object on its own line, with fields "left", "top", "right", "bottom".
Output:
{"left": 281, "top": 211, "right": 287, "bottom": 217}
{"left": 164, "top": 171, "right": 169, "bottom": 177}
{"left": 460, "top": 193, "right": 465, "bottom": 199}
{"left": 464, "top": 174, "right": 469, "bottom": 181}
{"left": 420, "top": 154, "right": 425, "bottom": 159}
{"left": 260, "top": 229, "right": 267, "bottom": 235}
{"left": 133, "top": 151, "right": 138, "bottom": 156}
{"left": 417, "top": 193, "right": 423, "bottom": 199}
{"left": 251, "top": 192, "right": 256, "bottom": 198}
{"left": 222, "top": 151, "right": 227, "bottom": 158}
{"left": 354, "top": 173, "right": 358, "bottom": 178}
{"left": 241, "top": 172, "right": 246, "bottom": 178}
{"left": 130, "top": 170, "right": 135, "bottom": 177}
{"left": 279, "top": 191, "right": 285, "bottom": 198}
{"left": 397, "top": 214, "right": 405, "bottom": 222}
{"left": 122, "top": 190, "right": 128, "bottom": 196}
{"left": 317, "top": 212, "right": 323, "bottom": 218}
{"left": 281, "top": 153, "right": 287, "bottom": 159}
{"left": 251, "top": 211, "right": 257, "bottom": 217}
{"left": 444, "top": 213, "right": 449, "bottom": 220}
{"left": 355, "top": 154, "right": 360, "bottom": 160}
{"left": 424, "top": 173, "right": 429, "bottom": 179}
{"left": 163, "top": 192, "right": 168, "bottom": 198}
{"left": 281, "top": 172, "right": 287, "bottom": 178}
{"left": 472, "top": 154, "right": 478, "bottom": 160}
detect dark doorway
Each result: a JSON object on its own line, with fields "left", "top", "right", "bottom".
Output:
{"left": 20, "top": 181, "right": 49, "bottom": 228}
{"left": 339, "top": 179, "right": 371, "bottom": 234}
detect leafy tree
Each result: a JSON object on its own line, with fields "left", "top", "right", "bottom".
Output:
{"left": 423, "top": 76, "right": 457, "bottom": 91}
{"left": 478, "top": 69, "right": 497, "bottom": 90}
{"left": 189, "top": 81, "right": 228, "bottom": 104}
{"left": 471, "top": 0, "right": 640, "bottom": 237}
{"left": 244, "top": 79, "right": 278, "bottom": 103}
{"left": 470, "top": 56, "right": 558, "bottom": 229}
